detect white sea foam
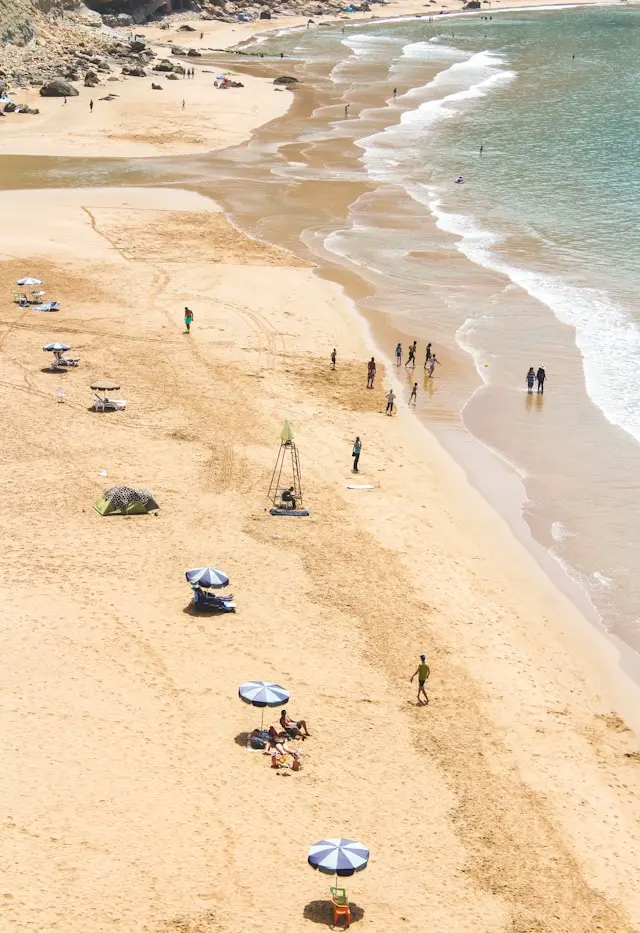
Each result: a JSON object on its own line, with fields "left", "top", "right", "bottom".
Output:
{"left": 551, "top": 521, "right": 577, "bottom": 542}
{"left": 357, "top": 52, "right": 516, "bottom": 175}
{"left": 423, "top": 192, "right": 640, "bottom": 444}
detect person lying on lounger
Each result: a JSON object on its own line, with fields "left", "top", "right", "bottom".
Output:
{"left": 279, "top": 709, "right": 310, "bottom": 739}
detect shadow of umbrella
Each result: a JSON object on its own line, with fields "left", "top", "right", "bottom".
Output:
{"left": 234, "top": 731, "right": 250, "bottom": 747}
{"left": 303, "top": 900, "right": 364, "bottom": 925}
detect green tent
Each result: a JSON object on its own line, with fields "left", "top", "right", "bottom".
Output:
{"left": 94, "top": 485, "right": 159, "bottom": 516}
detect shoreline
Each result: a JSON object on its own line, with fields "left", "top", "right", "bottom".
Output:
{"left": 3, "top": 8, "right": 640, "bottom": 932}
{"left": 216, "top": 4, "right": 640, "bottom": 686}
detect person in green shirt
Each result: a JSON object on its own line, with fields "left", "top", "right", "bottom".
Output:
{"left": 410, "top": 654, "right": 430, "bottom": 705}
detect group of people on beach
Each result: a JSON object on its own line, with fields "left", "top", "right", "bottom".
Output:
{"left": 396, "top": 340, "right": 440, "bottom": 376}
{"left": 249, "top": 709, "right": 311, "bottom": 771}
{"left": 526, "top": 366, "right": 546, "bottom": 394}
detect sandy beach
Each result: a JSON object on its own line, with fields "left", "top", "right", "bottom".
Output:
{"left": 2, "top": 6, "right": 640, "bottom": 933}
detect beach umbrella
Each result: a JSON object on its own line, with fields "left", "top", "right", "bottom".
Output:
{"left": 239, "top": 680, "right": 289, "bottom": 728}
{"left": 17, "top": 277, "right": 42, "bottom": 286}
{"left": 308, "top": 838, "right": 369, "bottom": 877}
{"left": 43, "top": 342, "right": 70, "bottom": 353}
{"left": 185, "top": 566, "right": 229, "bottom": 589}
{"left": 91, "top": 380, "right": 120, "bottom": 392}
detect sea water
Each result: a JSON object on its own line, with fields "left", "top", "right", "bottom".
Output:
{"left": 244, "top": 6, "right": 640, "bottom": 653}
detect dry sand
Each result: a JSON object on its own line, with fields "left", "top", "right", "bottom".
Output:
{"left": 0, "top": 67, "right": 291, "bottom": 158}
{"left": 2, "top": 183, "right": 640, "bottom": 933}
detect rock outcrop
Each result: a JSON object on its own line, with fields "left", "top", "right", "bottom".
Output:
{"left": 40, "top": 77, "right": 79, "bottom": 97}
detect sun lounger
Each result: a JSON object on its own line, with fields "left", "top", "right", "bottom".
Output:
{"left": 93, "top": 394, "right": 126, "bottom": 412}
{"left": 33, "top": 301, "right": 59, "bottom": 312}
{"left": 58, "top": 357, "right": 79, "bottom": 367}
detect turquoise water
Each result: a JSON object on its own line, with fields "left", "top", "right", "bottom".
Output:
{"left": 247, "top": 6, "right": 640, "bottom": 646}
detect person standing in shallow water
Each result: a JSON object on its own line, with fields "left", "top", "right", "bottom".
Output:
{"left": 526, "top": 367, "right": 535, "bottom": 394}
{"left": 395, "top": 342, "right": 402, "bottom": 367}
{"left": 405, "top": 340, "right": 417, "bottom": 368}
{"left": 352, "top": 436, "right": 361, "bottom": 473}
{"left": 424, "top": 343, "right": 432, "bottom": 368}
{"left": 409, "top": 382, "right": 417, "bottom": 406}
{"left": 536, "top": 366, "right": 546, "bottom": 394}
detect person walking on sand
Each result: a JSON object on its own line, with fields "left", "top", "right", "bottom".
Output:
{"left": 385, "top": 388, "right": 396, "bottom": 415}
{"left": 200, "top": 31, "right": 203, "bottom": 39}
{"left": 526, "top": 366, "right": 535, "bottom": 394}
{"left": 393, "top": 87, "right": 397, "bottom": 99}
{"left": 424, "top": 342, "right": 432, "bottom": 368}
{"left": 428, "top": 354, "right": 440, "bottom": 377}
{"left": 395, "top": 342, "right": 402, "bottom": 367}
{"left": 410, "top": 654, "right": 430, "bottom": 704}
{"left": 89, "top": 99, "right": 94, "bottom": 113}
{"left": 536, "top": 365, "right": 546, "bottom": 394}
{"left": 182, "top": 98, "right": 185, "bottom": 109}
{"left": 184, "top": 306, "right": 194, "bottom": 333}
{"left": 405, "top": 340, "right": 417, "bottom": 368}
{"left": 63, "top": 97, "right": 67, "bottom": 106}
{"left": 367, "top": 356, "right": 376, "bottom": 389}
{"left": 480, "top": 144, "right": 484, "bottom": 156}
{"left": 352, "top": 436, "right": 362, "bottom": 473}
{"left": 331, "top": 348, "right": 337, "bottom": 370}
{"left": 344, "top": 103, "right": 350, "bottom": 118}
{"left": 409, "top": 382, "right": 417, "bottom": 406}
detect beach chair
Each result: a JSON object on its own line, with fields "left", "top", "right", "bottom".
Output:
{"left": 330, "top": 888, "right": 350, "bottom": 928}
{"left": 33, "top": 301, "right": 59, "bottom": 312}
{"left": 56, "top": 387, "right": 67, "bottom": 403}
{"left": 93, "top": 394, "right": 126, "bottom": 412}
{"left": 58, "top": 356, "right": 79, "bottom": 367}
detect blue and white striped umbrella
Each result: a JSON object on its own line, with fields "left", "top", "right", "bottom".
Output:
{"left": 238, "top": 681, "right": 289, "bottom": 708}
{"left": 185, "top": 566, "right": 229, "bottom": 589}
{"left": 308, "top": 838, "right": 369, "bottom": 877}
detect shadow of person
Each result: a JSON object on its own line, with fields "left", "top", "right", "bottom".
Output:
{"left": 234, "top": 731, "right": 250, "bottom": 747}
{"left": 303, "top": 899, "right": 364, "bottom": 925}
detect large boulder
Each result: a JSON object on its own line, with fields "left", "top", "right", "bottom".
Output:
{"left": 122, "top": 65, "right": 146, "bottom": 77}
{"left": 151, "top": 82, "right": 163, "bottom": 90}
{"left": 173, "top": 64, "right": 185, "bottom": 76}
{"left": 179, "top": 23, "right": 196, "bottom": 30}
{"left": 187, "top": 48, "right": 202, "bottom": 57}
{"left": 273, "top": 75, "right": 298, "bottom": 85}
{"left": 167, "top": 73, "right": 179, "bottom": 80}
{"left": 171, "top": 46, "right": 187, "bottom": 55}
{"left": 129, "top": 40, "right": 146, "bottom": 53}
{"left": 84, "top": 71, "right": 100, "bottom": 87}
{"left": 153, "top": 60, "right": 175, "bottom": 72}
{"left": 40, "top": 78, "right": 79, "bottom": 98}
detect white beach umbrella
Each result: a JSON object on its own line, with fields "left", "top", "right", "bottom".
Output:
{"left": 17, "top": 277, "right": 42, "bottom": 286}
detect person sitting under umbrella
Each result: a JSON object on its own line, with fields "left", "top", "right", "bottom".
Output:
{"left": 280, "top": 708, "right": 310, "bottom": 740}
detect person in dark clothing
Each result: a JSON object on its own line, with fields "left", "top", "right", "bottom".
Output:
{"left": 405, "top": 340, "right": 417, "bottom": 368}
{"left": 424, "top": 342, "right": 432, "bottom": 367}
{"left": 281, "top": 486, "right": 296, "bottom": 509}
{"left": 526, "top": 367, "right": 535, "bottom": 394}
{"left": 367, "top": 356, "right": 376, "bottom": 389}
{"left": 536, "top": 366, "right": 546, "bottom": 394}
